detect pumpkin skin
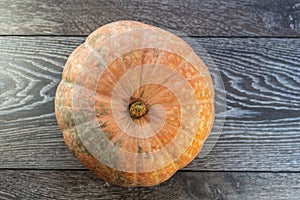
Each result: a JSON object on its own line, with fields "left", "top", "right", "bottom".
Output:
{"left": 55, "top": 20, "right": 214, "bottom": 187}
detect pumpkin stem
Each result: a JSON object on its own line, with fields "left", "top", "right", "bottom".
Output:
{"left": 129, "top": 101, "right": 147, "bottom": 119}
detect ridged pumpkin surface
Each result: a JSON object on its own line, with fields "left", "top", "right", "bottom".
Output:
{"left": 55, "top": 21, "right": 214, "bottom": 187}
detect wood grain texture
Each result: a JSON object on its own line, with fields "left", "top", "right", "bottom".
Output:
{"left": 0, "top": 37, "right": 299, "bottom": 171}
{"left": 0, "top": 170, "right": 299, "bottom": 200}
{"left": 1, "top": 0, "right": 300, "bottom": 36}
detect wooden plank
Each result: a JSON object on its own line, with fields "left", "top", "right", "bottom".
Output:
{"left": 0, "top": 37, "right": 299, "bottom": 170}
{"left": 0, "top": 170, "right": 299, "bottom": 199}
{"left": 1, "top": 0, "right": 300, "bottom": 36}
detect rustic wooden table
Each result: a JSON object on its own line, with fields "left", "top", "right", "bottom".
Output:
{"left": 0, "top": 0, "right": 300, "bottom": 199}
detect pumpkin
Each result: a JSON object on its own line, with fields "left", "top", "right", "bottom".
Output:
{"left": 55, "top": 20, "right": 214, "bottom": 187}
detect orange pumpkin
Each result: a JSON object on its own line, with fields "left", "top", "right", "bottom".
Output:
{"left": 55, "top": 21, "right": 214, "bottom": 187}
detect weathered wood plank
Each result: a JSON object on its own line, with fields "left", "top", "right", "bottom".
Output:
{"left": 0, "top": 170, "right": 299, "bottom": 200}
{"left": 1, "top": 0, "right": 300, "bottom": 36}
{"left": 0, "top": 37, "right": 299, "bottom": 170}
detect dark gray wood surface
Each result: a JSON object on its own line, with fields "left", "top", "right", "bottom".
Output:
{"left": 0, "top": 171, "right": 299, "bottom": 200}
{"left": 1, "top": 0, "right": 300, "bottom": 199}
{"left": 1, "top": 37, "right": 299, "bottom": 171}
{"left": 0, "top": 0, "right": 300, "bottom": 36}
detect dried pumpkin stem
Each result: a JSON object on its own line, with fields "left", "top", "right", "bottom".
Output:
{"left": 129, "top": 101, "right": 147, "bottom": 119}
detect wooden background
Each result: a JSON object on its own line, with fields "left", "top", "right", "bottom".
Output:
{"left": 0, "top": 0, "right": 300, "bottom": 199}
